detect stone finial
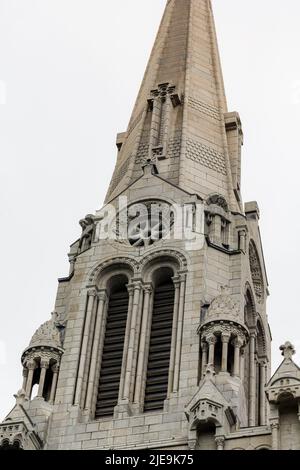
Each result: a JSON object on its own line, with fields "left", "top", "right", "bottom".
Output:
{"left": 280, "top": 341, "right": 296, "bottom": 360}
{"left": 204, "top": 364, "right": 216, "bottom": 382}
{"left": 220, "top": 285, "right": 230, "bottom": 296}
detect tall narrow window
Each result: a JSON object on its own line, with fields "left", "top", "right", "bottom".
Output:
{"left": 96, "top": 278, "right": 129, "bottom": 418}
{"left": 144, "top": 269, "right": 175, "bottom": 412}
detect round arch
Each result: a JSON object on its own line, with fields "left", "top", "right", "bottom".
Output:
{"left": 141, "top": 249, "right": 188, "bottom": 282}
{"left": 87, "top": 256, "right": 139, "bottom": 287}
{"left": 244, "top": 283, "right": 256, "bottom": 328}
{"left": 256, "top": 317, "right": 267, "bottom": 358}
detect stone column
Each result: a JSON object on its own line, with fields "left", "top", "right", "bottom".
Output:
{"left": 134, "top": 284, "right": 153, "bottom": 404}
{"left": 271, "top": 422, "right": 279, "bottom": 450}
{"left": 123, "top": 281, "right": 142, "bottom": 401}
{"left": 149, "top": 94, "right": 161, "bottom": 153}
{"left": 162, "top": 94, "right": 171, "bottom": 154}
{"left": 221, "top": 333, "right": 231, "bottom": 372}
{"left": 259, "top": 360, "right": 267, "bottom": 425}
{"left": 249, "top": 331, "right": 257, "bottom": 426}
{"left": 74, "top": 288, "right": 97, "bottom": 405}
{"left": 233, "top": 337, "right": 243, "bottom": 377}
{"left": 37, "top": 360, "right": 49, "bottom": 398}
{"left": 25, "top": 361, "right": 36, "bottom": 400}
{"left": 118, "top": 284, "right": 134, "bottom": 402}
{"left": 49, "top": 364, "right": 60, "bottom": 404}
{"left": 173, "top": 273, "right": 187, "bottom": 393}
{"left": 130, "top": 287, "right": 144, "bottom": 401}
{"left": 85, "top": 290, "right": 108, "bottom": 410}
{"left": 210, "top": 215, "right": 222, "bottom": 245}
{"left": 207, "top": 335, "right": 217, "bottom": 368}
{"left": 201, "top": 342, "right": 208, "bottom": 377}
{"left": 168, "top": 276, "right": 180, "bottom": 396}
{"left": 215, "top": 436, "right": 225, "bottom": 451}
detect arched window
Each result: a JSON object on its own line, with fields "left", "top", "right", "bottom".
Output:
{"left": 95, "top": 275, "right": 129, "bottom": 418}
{"left": 144, "top": 268, "right": 175, "bottom": 412}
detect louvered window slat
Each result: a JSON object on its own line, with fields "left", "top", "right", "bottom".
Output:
{"left": 95, "top": 288, "right": 128, "bottom": 418}
{"left": 144, "top": 281, "right": 175, "bottom": 412}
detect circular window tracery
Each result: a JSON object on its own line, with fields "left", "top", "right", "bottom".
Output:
{"left": 117, "top": 200, "right": 174, "bottom": 248}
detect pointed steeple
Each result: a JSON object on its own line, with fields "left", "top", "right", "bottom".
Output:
{"left": 105, "top": 0, "right": 242, "bottom": 212}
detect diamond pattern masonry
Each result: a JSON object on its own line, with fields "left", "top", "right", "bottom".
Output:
{"left": 186, "top": 139, "right": 227, "bottom": 175}
{"left": 188, "top": 97, "right": 221, "bottom": 121}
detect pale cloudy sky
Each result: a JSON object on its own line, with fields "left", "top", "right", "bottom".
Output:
{"left": 1, "top": 0, "right": 300, "bottom": 419}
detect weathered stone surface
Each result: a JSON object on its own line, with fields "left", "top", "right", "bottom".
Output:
{"left": 1, "top": 0, "right": 299, "bottom": 452}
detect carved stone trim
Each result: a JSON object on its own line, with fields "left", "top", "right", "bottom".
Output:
{"left": 141, "top": 248, "right": 188, "bottom": 273}
{"left": 249, "top": 241, "right": 264, "bottom": 304}
{"left": 88, "top": 257, "right": 140, "bottom": 285}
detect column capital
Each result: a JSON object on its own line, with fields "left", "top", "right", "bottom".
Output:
{"left": 259, "top": 358, "right": 268, "bottom": 367}
{"left": 128, "top": 280, "right": 143, "bottom": 291}
{"left": 240, "top": 347, "right": 246, "bottom": 357}
{"left": 97, "top": 289, "right": 108, "bottom": 302}
{"left": 143, "top": 283, "right": 153, "bottom": 295}
{"left": 27, "top": 361, "right": 37, "bottom": 371}
{"left": 172, "top": 275, "right": 181, "bottom": 288}
{"left": 22, "top": 368, "right": 28, "bottom": 377}
{"left": 127, "top": 284, "right": 135, "bottom": 296}
{"left": 201, "top": 342, "right": 208, "bottom": 352}
{"left": 40, "top": 360, "right": 50, "bottom": 369}
{"left": 215, "top": 436, "right": 225, "bottom": 450}
{"left": 232, "top": 336, "right": 244, "bottom": 348}
{"left": 52, "top": 363, "right": 60, "bottom": 374}
{"left": 87, "top": 287, "right": 98, "bottom": 297}
{"left": 178, "top": 272, "right": 187, "bottom": 283}
{"left": 270, "top": 422, "right": 279, "bottom": 431}
{"left": 249, "top": 328, "right": 257, "bottom": 338}
{"left": 221, "top": 332, "right": 231, "bottom": 344}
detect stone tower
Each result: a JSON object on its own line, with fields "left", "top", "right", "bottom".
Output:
{"left": 2, "top": 0, "right": 300, "bottom": 451}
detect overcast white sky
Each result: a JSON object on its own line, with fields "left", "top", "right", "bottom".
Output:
{"left": 1, "top": 0, "right": 300, "bottom": 419}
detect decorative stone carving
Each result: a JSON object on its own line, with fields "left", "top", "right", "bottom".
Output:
{"left": 280, "top": 341, "right": 296, "bottom": 359}
{"left": 205, "top": 286, "right": 240, "bottom": 322}
{"left": 186, "top": 139, "right": 227, "bottom": 175}
{"left": 215, "top": 436, "right": 225, "bottom": 450}
{"left": 141, "top": 249, "right": 188, "bottom": 272}
{"left": 21, "top": 313, "right": 65, "bottom": 373}
{"left": 249, "top": 241, "right": 264, "bottom": 303}
{"left": 126, "top": 200, "right": 174, "bottom": 247}
{"left": 207, "top": 194, "right": 229, "bottom": 212}
{"left": 79, "top": 214, "right": 95, "bottom": 253}
{"left": 29, "top": 315, "right": 62, "bottom": 349}
{"left": 88, "top": 256, "right": 140, "bottom": 285}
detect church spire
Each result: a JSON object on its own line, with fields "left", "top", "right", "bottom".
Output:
{"left": 106, "top": 0, "right": 242, "bottom": 212}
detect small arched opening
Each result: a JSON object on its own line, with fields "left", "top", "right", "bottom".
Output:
{"left": 195, "top": 421, "right": 217, "bottom": 450}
